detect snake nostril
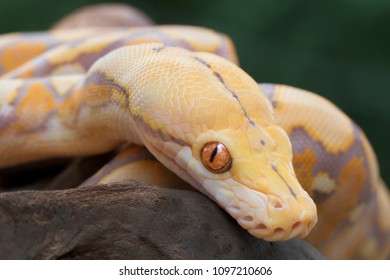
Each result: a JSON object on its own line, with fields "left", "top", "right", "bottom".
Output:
{"left": 255, "top": 223, "right": 267, "bottom": 230}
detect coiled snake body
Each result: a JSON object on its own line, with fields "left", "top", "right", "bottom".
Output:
{"left": 0, "top": 5, "right": 389, "bottom": 259}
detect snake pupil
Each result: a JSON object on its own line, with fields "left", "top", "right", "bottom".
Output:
{"left": 201, "top": 142, "right": 232, "bottom": 173}
{"left": 209, "top": 145, "right": 219, "bottom": 163}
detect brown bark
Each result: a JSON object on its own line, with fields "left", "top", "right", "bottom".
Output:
{"left": 0, "top": 180, "right": 324, "bottom": 259}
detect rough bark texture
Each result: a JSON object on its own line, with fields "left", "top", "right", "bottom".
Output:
{"left": 0, "top": 179, "right": 324, "bottom": 260}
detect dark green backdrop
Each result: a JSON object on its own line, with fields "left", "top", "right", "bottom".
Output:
{"left": 1, "top": 0, "right": 389, "bottom": 185}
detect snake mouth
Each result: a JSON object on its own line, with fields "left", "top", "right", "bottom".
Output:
{"left": 232, "top": 193, "right": 316, "bottom": 241}
{"left": 244, "top": 195, "right": 317, "bottom": 241}
{"left": 202, "top": 177, "right": 317, "bottom": 241}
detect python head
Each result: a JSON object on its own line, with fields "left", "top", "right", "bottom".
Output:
{"left": 98, "top": 44, "right": 317, "bottom": 241}
{"left": 181, "top": 59, "right": 319, "bottom": 241}
{"left": 190, "top": 125, "right": 318, "bottom": 241}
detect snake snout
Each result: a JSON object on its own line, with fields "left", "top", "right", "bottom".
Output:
{"left": 246, "top": 218, "right": 314, "bottom": 241}
{"left": 246, "top": 195, "right": 317, "bottom": 241}
{"left": 203, "top": 176, "right": 317, "bottom": 241}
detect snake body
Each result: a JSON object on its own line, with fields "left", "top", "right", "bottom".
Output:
{"left": 0, "top": 6, "right": 389, "bottom": 259}
{"left": 0, "top": 26, "right": 237, "bottom": 78}
{"left": 262, "top": 84, "right": 390, "bottom": 259}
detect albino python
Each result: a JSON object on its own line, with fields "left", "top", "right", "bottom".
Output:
{"left": 0, "top": 4, "right": 389, "bottom": 260}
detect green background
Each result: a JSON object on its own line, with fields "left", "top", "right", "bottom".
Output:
{"left": 1, "top": 0, "right": 389, "bottom": 185}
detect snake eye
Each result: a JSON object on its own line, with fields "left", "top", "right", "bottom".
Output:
{"left": 201, "top": 142, "right": 232, "bottom": 173}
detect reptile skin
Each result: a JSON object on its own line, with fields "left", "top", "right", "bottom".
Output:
{"left": 0, "top": 5, "right": 388, "bottom": 259}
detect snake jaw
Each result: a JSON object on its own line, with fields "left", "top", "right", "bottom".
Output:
{"left": 201, "top": 171, "right": 317, "bottom": 241}
{"left": 249, "top": 194, "right": 317, "bottom": 241}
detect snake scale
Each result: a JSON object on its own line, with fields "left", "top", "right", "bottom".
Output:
{"left": 0, "top": 4, "right": 389, "bottom": 259}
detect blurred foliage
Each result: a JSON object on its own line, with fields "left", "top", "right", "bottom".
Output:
{"left": 0, "top": 0, "right": 389, "bottom": 184}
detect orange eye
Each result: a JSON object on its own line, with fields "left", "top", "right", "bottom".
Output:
{"left": 201, "top": 142, "right": 232, "bottom": 173}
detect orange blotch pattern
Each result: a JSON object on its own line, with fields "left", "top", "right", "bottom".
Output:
{"left": 293, "top": 148, "right": 317, "bottom": 195}
{"left": 307, "top": 157, "right": 366, "bottom": 245}
{"left": 58, "top": 85, "right": 83, "bottom": 127}
{"left": 14, "top": 83, "right": 57, "bottom": 132}
{"left": 1, "top": 43, "right": 47, "bottom": 73}
{"left": 84, "top": 83, "right": 112, "bottom": 107}
{"left": 338, "top": 157, "right": 366, "bottom": 196}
